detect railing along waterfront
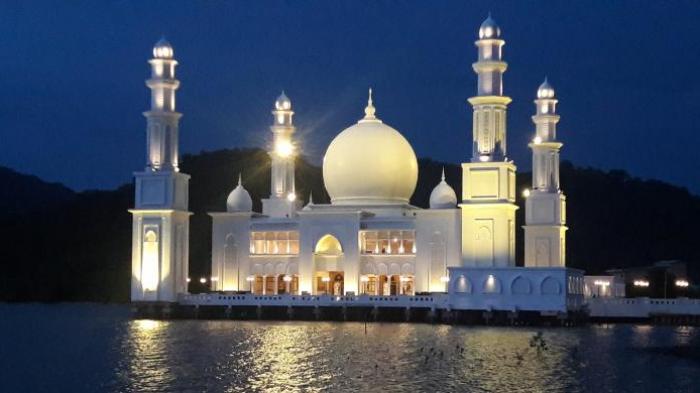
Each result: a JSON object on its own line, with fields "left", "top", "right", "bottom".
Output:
{"left": 179, "top": 293, "right": 450, "bottom": 309}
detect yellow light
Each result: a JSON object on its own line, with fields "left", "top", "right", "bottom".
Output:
{"left": 186, "top": 277, "right": 191, "bottom": 283}
{"left": 479, "top": 155, "right": 490, "bottom": 162}
{"left": 322, "top": 277, "right": 331, "bottom": 283}
{"left": 199, "top": 277, "right": 207, "bottom": 284}
{"left": 533, "top": 136, "right": 542, "bottom": 144}
{"left": 283, "top": 275, "right": 292, "bottom": 282}
{"left": 141, "top": 230, "right": 159, "bottom": 292}
{"left": 287, "top": 192, "right": 296, "bottom": 202}
{"left": 134, "top": 319, "right": 162, "bottom": 332}
{"left": 246, "top": 276, "right": 255, "bottom": 282}
{"left": 211, "top": 277, "right": 219, "bottom": 282}
{"left": 633, "top": 280, "right": 649, "bottom": 287}
{"left": 675, "top": 280, "right": 689, "bottom": 287}
{"left": 275, "top": 140, "right": 293, "bottom": 157}
{"left": 360, "top": 276, "right": 369, "bottom": 283}
{"left": 440, "top": 276, "right": 450, "bottom": 283}
{"left": 594, "top": 280, "right": 610, "bottom": 287}
{"left": 522, "top": 189, "right": 531, "bottom": 198}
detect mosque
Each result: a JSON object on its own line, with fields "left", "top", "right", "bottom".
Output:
{"left": 130, "top": 16, "right": 585, "bottom": 314}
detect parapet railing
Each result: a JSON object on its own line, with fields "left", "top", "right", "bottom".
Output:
{"left": 178, "top": 292, "right": 450, "bottom": 308}
{"left": 586, "top": 297, "right": 700, "bottom": 317}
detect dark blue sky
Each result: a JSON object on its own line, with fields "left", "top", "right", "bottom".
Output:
{"left": 1, "top": 1, "right": 699, "bottom": 193}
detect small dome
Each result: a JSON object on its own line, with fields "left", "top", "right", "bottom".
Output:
{"left": 429, "top": 168, "right": 457, "bottom": 209}
{"left": 226, "top": 174, "right": 253, "bottom": 212}
{"left": 323, "top": 90, "right": 418, "bottom": 205}
{"left": 479, "top": 14, "right": 501, "bottom": 39}
{"left": 153, "top": 37, "right": 174, "bottom": 59}
{"left": 275, "top": 91, "right": 292, "bottom": 110}
{"left": 537, "top": 78, "right": 555, "bottom": 99}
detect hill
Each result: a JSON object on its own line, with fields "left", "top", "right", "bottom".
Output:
{"left": 0, "top": 166, "right": 76, "bottom": 216}
{"left": 1, "top": 148, "right": 698, "bottom": 302}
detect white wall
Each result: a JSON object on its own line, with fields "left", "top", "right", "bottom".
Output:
{"left": 447, "top": 267, "right": 585, "bottom": 312}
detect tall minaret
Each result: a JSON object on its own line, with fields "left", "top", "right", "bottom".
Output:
{"left": 262, "top": 92, "right": 299, "bottom": 217}
{"left": 524, "top": 79, "right": 567, "bottom": 267}
{"left": 460, "top": 15, "right": 518, "bottom": 267}
{"left": 130, "top": 38, "right": 191, "bottom": 302}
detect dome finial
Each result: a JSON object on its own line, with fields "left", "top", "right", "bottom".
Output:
{"left": 537, "top": 77, "right": 555, "bottom": 99}
{"left": 309, "top": 191, "right": 314, "bottom": 204}
{"left": 479, "top": 13, "right": 501, "bottom": 39}
{"left": 363, "top": 88, "right": 377, "bottom": 120}
{"left": 275, "top": 91, "right": 291, "bottom": 110}
{"left": 237, "top": 172, "right": 242, "bottom": 186}
{"left": 153, "top": 36, "right": 173, "bottom": 59}
{"left": 441, "top": 167, "right": 446, "bottom": 181}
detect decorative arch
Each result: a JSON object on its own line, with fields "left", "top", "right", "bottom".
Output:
{"left": 264, "top": 263, "right": 275, "bottom": 275}
{"left": 455, "top": 275, "right": 472, "bottom": 294}
{"left": 252, "top": 264, "right": 263, "bottom": 275}
{"left": 314, "top": 234, "right": 343, "bottom": 256}
{"left": 388, "top": 263, "right": 401, "bottom": 276}
{"left": 541, "top": 276, "right": 561, "bottom": 295}
{"left": 223, "top": 233, "right": 238, "bottom": 290}
{"left": 482, "top": 274, "right": 502, "bottom": 294}
{"left": 511, "top": 276, "right": 532, "bottom": 295}
{"left": 144, "top": 230, "right": 158, "bottom": 242}
{"left": 376, "top": 263, "right": 388, "bottom": 276}
{"left": 401, "top": 263, "right": 414, "bottom": 275}
{"left": 286, "top": 262, "right": 299, "bottom": 275}
{"left": 362, "top": 262, "right": 377, "bottom": 275}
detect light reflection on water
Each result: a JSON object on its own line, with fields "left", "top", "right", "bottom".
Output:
{"left": 1, "top": 304, "right": 699, "bottom": 393}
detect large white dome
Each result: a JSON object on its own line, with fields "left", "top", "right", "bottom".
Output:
{"left": 323, "top": 91, "right": 418, "bottom": 205}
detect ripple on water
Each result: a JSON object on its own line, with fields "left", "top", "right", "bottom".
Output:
{"left": 1, "top": 305, "right": 699, "bottom": 393}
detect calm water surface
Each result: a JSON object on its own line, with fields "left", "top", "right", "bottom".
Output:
{"left": 1, "top": 304, "right": 699, "bottom": 392}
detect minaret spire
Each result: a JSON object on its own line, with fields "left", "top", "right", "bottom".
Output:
{"left": 524, "top": 78, "right": 567, "bottom": 267}
{"left": 145, "top": 37, "right": 181, "bottom": 171}
{"left": 470, "top": 14, "right": 509, "bottom": 162}
{"left": 460, "top": 16, "right": 518, "bottom": 268}
{"left": 262, "top": 92, "right": 299, "bottom": 217}
{"left": 131, "top": 38, "right": 191, "bottom": 303}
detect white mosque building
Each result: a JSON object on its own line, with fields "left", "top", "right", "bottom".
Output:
{"left": 130, "top": 16, "right": 585, "bottom": 314}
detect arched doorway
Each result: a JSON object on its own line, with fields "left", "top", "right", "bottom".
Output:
{"left": 313, "top": 234, "right": 344, "bottom": 295}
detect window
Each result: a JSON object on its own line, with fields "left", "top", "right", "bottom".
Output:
{"left": 360, "top": 230, "right": 415, "bottom": 255}
{"left": 250, "top": 231, "right": 299, "bottom": 255}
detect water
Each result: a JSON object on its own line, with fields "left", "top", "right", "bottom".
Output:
{"left": 1, "top": 304, "right": 699, "bottom": 392}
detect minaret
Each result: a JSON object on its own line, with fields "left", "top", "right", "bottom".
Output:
{"left": 524, "top": 79, "right": 567, "bottom": 267}
{"left": 460, "top": 15, "right": 518, "bottom": 267}
{"left": 262, "top": 92, "right": 299, "bottom": 217}
{"left": 130, "top": 38, "right": 191, "bottom": 302}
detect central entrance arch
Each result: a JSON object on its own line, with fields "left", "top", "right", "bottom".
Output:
{"left": 313, "top": 234, "right": 344, "bottom": 295}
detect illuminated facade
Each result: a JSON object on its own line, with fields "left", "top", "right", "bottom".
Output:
{"left": 131, "top": 39, "right": 191, "bottom": 302}
{"left": 132, "top": 17, "right": 584, "bottom": 310}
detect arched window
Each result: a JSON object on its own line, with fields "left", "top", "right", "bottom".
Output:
{"left": 314, "top": 234, "right": 343, "bottom": 256}
{"left": 223, "top": 234, "right": 237, "bottom": 291}
{"left": 141, "top": 229, "right": 159, "bottom": 291}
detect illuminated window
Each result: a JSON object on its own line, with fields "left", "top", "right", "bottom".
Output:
{"left": 360, "top": 230, "right": 415, "bottom": 255}
{"left": 250, "top": 231, "right": 299, "bottom": 255}
{"left": 141, "top": 229, "right": 159, "bottom": 291}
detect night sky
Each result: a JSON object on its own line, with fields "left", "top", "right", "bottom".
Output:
{"left": 1, "top": 1, "right": 699, "bottom": 193}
